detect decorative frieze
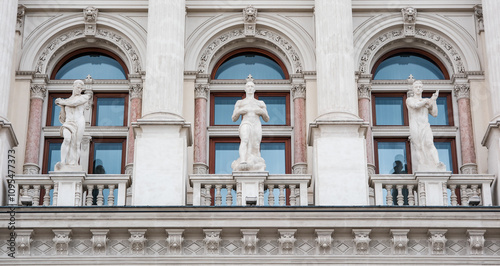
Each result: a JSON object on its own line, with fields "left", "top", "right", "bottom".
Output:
{"left": 90, "top": 229, "right": 109, "bottom": 255}
{"left": 291, "top": 84, "right": 306, "bottom": 100}
{"left": 467, "top": 230, "right": 486, "bottom": 255}
{"left": 315, "top": 229, "right": 334, "bottom": 255}
{"left": 390, "top": 229, "right": 409, "bottom": 255}
{"left": 401, "top": 7, "right": 417, "bottom": 37}
{"left": 357, "top": 84, "right": 371, "bottom": 99}
{"left": 428, "top": 229, "right": 447, "bottom": 255}
{"left": 353, "top": 229, "right": 371, "bottom": 255}
{"left": 454, "top": 84, "right": 470, "bottom": 99}
{"left": 243, "top": 6, "right": 257, "bottom": 36}
{"left": 128, "top": 229, "right": 147, "bottom": 255}
{"left": 166, "top": 229, "right": 184, "bottom": 255}
{"left": 30, "top": 84, "right": 47, "bottom": 100}
{"left": 53, "top": 229, "right": 71, "bottom": 255}
{"left": 278, "top": 229, "right": 296, "bottom": 255}
{"left": 16, "top": 229, "right": 34, "bottom": 256}
{"left": 203, "top": 229, "right": 222, "bottom": 255}
{"left": 129, "top": 83, "right": 143, "bottom": 99}
{"left": 83, "top": 6, "right": 98, "bottom": 36}
{"left": 16, "top": 5, "right": 25, "bottom": 34}
{"left": 194, "top": 84, "right": 210, "bottom": 100}
{"left": 241, "top": 229, "right": 259, "bottom": 255}
{"left": 475, "top": 5, "right": 484, "bottom": 33}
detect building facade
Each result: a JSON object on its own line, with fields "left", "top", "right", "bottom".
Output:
{"left": 1, "top": 0, "right": 500, "bottom": 264}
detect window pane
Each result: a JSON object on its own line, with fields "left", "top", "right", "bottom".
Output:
{"left": 375, "top": 97, "right": 404, "bottom": 125}
{"left": 374, "top": 54, "right": 445, "bottom": 80}
{"left": 428, "top": 97, "right": 449, "bottom": 126}
{"left": 435, "top": 142, "right": 453, "bottom": 172}
{"left": 215, "top": 54, "right": 286, "bottom": 79}
{"left": 261, "top": 142, "right": 286, "bottom": 174}
{"left": 214, "top": 142, "right": 240, "bottom": 174}
{"left": 47, "top": 142, "right": 61, "bottom": 172}
{"left": 377, "top": 142, "right": 408, "bottom": 174}
{"left": 93, "top": 142, "right": 123, "bottom": 174}
{"left": 214, "top": 97, "right": 241, "bottom": 125}
{"left": 51, "top": 98, "right": 62, "bottom": 126}
{"left": 55, "top": 54, "right": 126, "bottom": 80}
{"left": 96, "top": 97, "right": 125, "bottom": 126}
{"left": 259, "top": 96, "right": 286, "bottom": 125}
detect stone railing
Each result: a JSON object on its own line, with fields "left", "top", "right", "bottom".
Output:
{"left": 190, "top": 173, "right": 311, "bottom": 206}
{"left": 370, "top": 173, "right": 494, "bottom": 206}
{"left": 11, "top": 174, "right": 131, "bottom": 206}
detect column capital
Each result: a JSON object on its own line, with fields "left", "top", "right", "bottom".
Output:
{"left": 195, "top": 83, "right": 210, "bottom": 100}
{"left": 30, "top": 84, "right": 47, "bottom": 100}
{"left": 291, "top": 83, "right": 306, "bottom": 100}
{"left": 454, "top": 83, "right": 470, "bottom": 99}
{"left": 129, "top": 83, "right": 143, "bottom": 99}
{"left": 357, "top": 84, "right": 371, "bottom": 99}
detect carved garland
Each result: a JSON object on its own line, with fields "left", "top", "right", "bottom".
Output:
{"left": 359, "top": 28, "right": 466, "bottom": 75}
{"left": 35, "top": 28, "right": 142, "bottom": 74}
{"left": 197, "top": 28, "right": 303, "bottom": 74}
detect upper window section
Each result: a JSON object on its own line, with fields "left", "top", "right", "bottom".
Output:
{"left": 373, "top": 49, "right": 448, "bottom": 80}
{"left": 52, "top": 49, "right": 127, "bottom": 80}
{"left": 212, "top": 49, "right": 288, "bottom": 80}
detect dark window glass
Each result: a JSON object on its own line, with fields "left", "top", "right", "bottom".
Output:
{"left": 92, "top": 142, "right": 123, "bottom": 174}
{"left": 259, "top": 96, "right": 287, "bottom": 125}
{"left": 213, "top": 97, "right": 242, "bottom": 125}
{"left": 55, "top": 54, "right": 126, "bottom": 80}
{"left": 377, "top": 142, "right": 408, "bottom": 174}
{"left": 375, "top": 97, "right": 404, "bottom": 125}
{"left": 215, "top": 53, "right": 285, "bottom": 79}
{"left": 95, "top": 97, "right": 126, "bottom": 126}
{"left": 435, "top": 141, "right": 453, "bottom": 172}
{"left": 374, "top": 54, "right": 445, "bottom": 80}
{"left": 47, "top": 142, "right": 61, "bottom": 172}
{"left": 214, "top": 142, "right": 239, "bottom": 174}
{"left": 428, "top": 97, "right": 449, "bottom": 126}
{"left": 50, "top": 97, "right": 63, "bottom": 126}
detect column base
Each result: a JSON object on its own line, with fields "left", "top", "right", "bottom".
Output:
{"left": 23, "top": 163, "right": 40, "bottom": 174}
{"left": 125, "top": 163, "right": 134, "bottom": 176}
{"left": 460, "top": 163, "right": 478, "bottom": 174}
{"left": 292, "top": 163, "right": 307, "bottom": 174}
{"left": 193, "top": 163, "right": 209, "bottom": 174}
{"left": 367, "top": 164, "right": 376, "bottom": 175}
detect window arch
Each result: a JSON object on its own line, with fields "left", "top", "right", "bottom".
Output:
{"left": 212, "top": 48, "right": 288, "bottom": 80}
{"left": 372, "top": 49, "right": 449, "bottom": 80}
{"left": 51, "top": 48, "right": 128, "bottom": 80}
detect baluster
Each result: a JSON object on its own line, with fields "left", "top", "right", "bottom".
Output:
{"left": 237, "top": 182, "right": 242, "bottom": 206}
{"left": 442, "top": 182, "right": 448, "bottom": 206}
{"left": 43, "top": 185, "right": 52, "bottom": 206}
{"left": 289, "top": 185, "right": 296, "bottom": 206}
{"left": 278, "top": 185, "right": 286, "bottom": 206}
{"left": 215, "top": 185, "right": 222, "bottom": 206}
{"left": 32, "top": 185, "right": 40, "bottom": 206}
{"left": 96, "top": 185, "right": 104, "bottom": 206}
{"left": 200, "top": 187, "right": 206, "bottom": 206}
{"left": 226, "top": 185, "right": 233, "bottom": 206}
{"left": 75, "top": 182, "right": 82, "bottom": 206}
{"left": 460, "top": 185, "right": 469, "bottom": 206}
{"left": 204, "top": 185, "right": 212, "bottom": 206}
{"left": 407, "top": 185, "right": 415, "bottom": 206}
{"left": 385, "top": 184, "right": 393, "bottom": 206}
{"left": 418, "top": 182, "right": 426, "bottom": 206}
{"left": 86, "top": 185, "right": 94, "bottom": 206}
{"left": 471, "top": 185, "right": 480, "bottom": 205}
{"left": 396, "top": 185, "right": 404, "bottom": 206}
{"left": 449, "top": 185, "right": 458, "bottom": 206}
{"left": 53, "top": 183, "right": 58, "bottom": 206}
{"left": 295, "top": 187, "right": 300, "bottom": 205}
{"left": 21, "top": 185, "right": 29, "bottom": 197}
{"left": 108, "top": 185, "right": 115, "bottom": 206}
{"left": 268, "top": 185, "right": 275, "bottom": 206}
{"left": 258, "top": 182, "right": 264, "bottom": 206}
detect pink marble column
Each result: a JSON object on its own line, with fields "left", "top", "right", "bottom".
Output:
{"left": 358, "top": 84, "right": 375, "bottom": 174}
{"left": 454, "top": 84, "right": 478, "bottom": 174}
{"left": 193, "top": 84, "right": 209, "bottom": 174}
{"left": 125, "top": 84, "right": 143, "bottom": 175}
{"left": 292, "top": 84, "right": 307, "bottom": 174}
{"left": 23, "top": 84, "right": 47, "bottom": 174}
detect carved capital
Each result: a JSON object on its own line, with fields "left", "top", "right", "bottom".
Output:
{"left": 454, "top": 83, "right": 470, "bottom": 99}
{"left": 357, "top": 84, "right": 371, "bottom": 99}
{"left": 194, "top": 84, "right": 209, "bottom": 100}
{"left": 241, "top": 229, "right": 259, "bottom": 255}
{"left": 475, "top": 5, "right": 484, "bottom": 32}
{"left": 315, "top": 229, "right": 334, "bottom": 255}
{"left": 353, "top": 229, "right": 371, "bottom": 255}
{"left": 291, "top": 84, "right": 306, "bottom": 100}
{"left": 90, "top": 229, "right": 109, "bottom": 255}
{"left": 129, "top": 83, "right": 143, "bottom": 99}
{"left": 53, "top": 229, "right": 71, "bottom": 255}
{"left": 17, "top": 5, "right": 26, "bottom": 34}
{"left": 166, "top": 229, "right": 184, "bottom": 255}
{"left": 128, "top": 229, "right": 147, "bottom": 255}
{"left": 467, "top": 230, "right": 486, "bottom": 255}
{"left": 278, "top": 229, "right": 296, "bottom": 255}
{"left": 30, "top": 84, "right": 47, "bottom": 100}
{"left": 428, "top": 229, "right": 447, "bottom": 255}
{"left": 16, "top": 229, "right": 34, "bottom": 256}
{"left": 390, "top": 229, "right": 410, "bottom": 255}
{"left": 203, "top": 229, "right": 222, "bottom": 255}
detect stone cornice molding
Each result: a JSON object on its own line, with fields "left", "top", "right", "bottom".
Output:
{"left": 195, "top": 84, "right": 210, "bottom": 100}
{"left": 129, "top": 83, "right": 143, "bottom": 99}
{"left": 291, "top": 83, "right": 306, "bottom": 100}
{"left": 454, "top": 83, "right": 470, "bottom": 100}
{"left": 357, "top": 84, "right": 372, "bottom": 99}
{"left": 30, "top": 84, "right": 47, "bottom": 100}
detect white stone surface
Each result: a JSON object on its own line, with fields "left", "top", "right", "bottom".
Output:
{"left": 415, "top": 172, "right": 451, "bottom": 206}
{"left": 233, "top": 171, "right": 268, "bottom": 206}
{"left": 50, "top": 172, "right": 85, "bottom": 206}
{"left": 0, "top": 0, "right": 17, "bottom": 120}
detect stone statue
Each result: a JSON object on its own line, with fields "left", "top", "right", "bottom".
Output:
{"left": 54, "top": 80, "right": 91, "bottom": 172}
{"left": 231, "top": 75, "right": 270, "bottom": 172}
{"left": 406, "top": 80, "right": 446, "bottom": 172}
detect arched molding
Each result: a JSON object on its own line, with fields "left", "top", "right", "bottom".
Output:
{"left": 19, "top": 13, "right": 146, "bottom": 76}
{"left": 186, "top": 12, "right": 315, "bottom": 74}
{"left": 354, "top": 13, "right": 481, "bottom": 77}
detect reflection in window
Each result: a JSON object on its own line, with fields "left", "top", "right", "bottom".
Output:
{"left": 377, "top": 141, "right": 408, "bottom": 174}
{"left": 215, "top": 53, "right": 286, "bottom": 79}
{"left": 92, "top": 142, "right": 123, "bottom": 174}
{"left": 55, "top": 54, "right": 126, "bottom": 80}
{"left": 435, "top": 141, "right": 453, "bottom": 172}
{"left": 259, "top": 96, "right": 287, "bottom": 125}
{"left": 428, "top": 97, "right": 449, "bottom": 126}
{"left": 374, "top": 53, "right": 445, "bottom": 80}
{"left": 375, "top": 97, "right": 404, "bottom": 125}
{"left": 95, "top": 97, "right": 125, "bottom": 126}
{"left": 214, "top": 142, "right": 239, "bottom": 174}
{"left": 50, "top": 97, "right": 63, "bottom": 126}
{"left": 47, "top": 142, "right": 61, "bottom": 173}
{"left": 213, "top": 97, "right": 241, "bottom": 125}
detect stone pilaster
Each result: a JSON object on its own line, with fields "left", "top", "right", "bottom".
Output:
{"left": 23, "top": 83, "right": 47, "bottom": 174}
{"left": 357, "top": 80, "right": 375, "bottom": 174}
{"left": 126, "top": 80, "right": 143, "bottom": 174}
{"left": 291, "top": 81, "right": 307, "bottom": 174}
{"left": 453, "top": 83, "right": 478, "bottom": 174}
{"left": 193, "top": 82, "right": 209, "bottom": 174}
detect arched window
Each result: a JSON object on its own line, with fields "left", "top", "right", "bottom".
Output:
{"left": 212, "top": 48, "right": 288, "bottom": 79}
{"left": 51, "top": 48, "right": 128, "bottom": 80}
{"left": 372, "top": 49, "right": 449, "bottom": 80}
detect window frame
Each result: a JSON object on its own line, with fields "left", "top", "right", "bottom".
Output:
{"left": 91, "top": 93, "right": 129, "bottom": 127}
{"left": 88, "top": 138, "right": 127, "bottom": 174}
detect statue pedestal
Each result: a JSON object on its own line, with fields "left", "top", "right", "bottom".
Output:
{"left": 415, "top": 172, "right": 452, "bottom": 206}
{"left": 233, "top": 171, "right": 268, "bottom": 206}
{"left": 49, "top": 172, "right": 86, "bottom": 206}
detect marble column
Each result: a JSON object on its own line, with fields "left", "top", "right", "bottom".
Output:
{"left": 125, "top": 83, "right": 143, "bottom": 175}
{"left": 310, "top": 0, "right": 369, "bottom": 206}
{"left": 358, "top": 84, "right": 375, "bottom": 174}
{"left": 481, "top": 0, "right": 500, "bottom": 204}
{"left": 0, "top": 0, "right": 19, "bottom": 205}
{"left": 132, "top": 0, "right": 191, "bottom": 206}
{"left": 454, "top": 84, "right": 477, "bottom": 174}
{"left": 23, "top": 84, "right": 46, "bottom": 174}
{"left": 291, "top": 84, "right": 307, "bottom": 174}
{"left": 193, "top": 84, "right": 209, "bottom": 174}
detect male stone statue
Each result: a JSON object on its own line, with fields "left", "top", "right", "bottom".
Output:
{"left": 231, "top": 75, "right": 270, "bottom": 172}
{"left": 54, "top": 80, "right": 91, "bottom": 171}
{"left": 406, "top": 80, "right": 446, "bottom": 172}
